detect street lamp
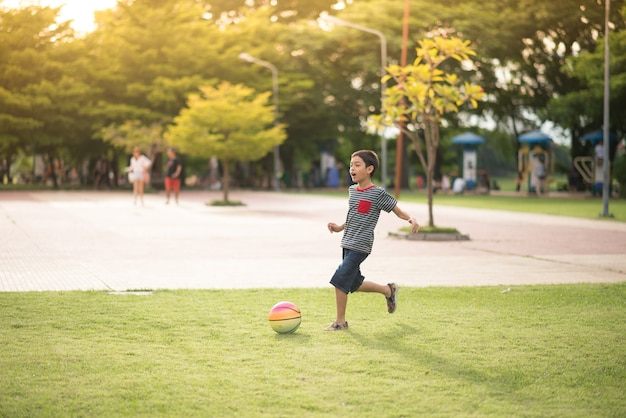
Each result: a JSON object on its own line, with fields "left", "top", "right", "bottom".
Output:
{"left": 319, "top": 14, "right": 389, "bottom": 188}
{"left": 601, "top": 0, "right": 612, "bottom": 217}
{"left": 239, "top": 52, "right": 281, "bottom": 191}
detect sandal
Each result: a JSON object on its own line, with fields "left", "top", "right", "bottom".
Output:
{"left": 323, "top": 321, "right": 349, "bottom": 331}
{"left": 387, "top": 283, "right": 398, "bottom": 313}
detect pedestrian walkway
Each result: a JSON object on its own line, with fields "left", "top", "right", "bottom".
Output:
{"left": 0, "top": 190, "right": 624, "bottom": 292}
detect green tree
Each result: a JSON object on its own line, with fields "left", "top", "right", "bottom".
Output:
{"left": 373, "top": 37, "right": 484, "bottom": 227}
{"left": 165, "top": 82, "right": 287, "bottom": 202}
{"left": 223, "top": 5, "right": 341, "bottom": 187}
{"left": 446, "top": 0, "right": 625, "bottom": 158}
{"left": 549, "top": 6, "right": 626, "bottom": 149}
{"left": 205, "top": 0, "right": 337, "bottom": 22}
{"left": 84, "top": 0, "right": 221, "bottom": 158}
{"left": 312, "top": 2, "right": 411, "bottom": 176}
{"left": 0, "top": 4, "right": 92, "bottom": 185}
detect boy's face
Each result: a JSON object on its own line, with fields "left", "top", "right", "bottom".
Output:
{"left": 349, "top": 155, "right": 373, "bottom": 183}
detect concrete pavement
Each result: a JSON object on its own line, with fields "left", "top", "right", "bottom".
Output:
{"left": 0, "top": 190, "right": 624, "bottom": 291}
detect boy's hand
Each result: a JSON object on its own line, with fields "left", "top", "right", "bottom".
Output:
{"left": 408, "top": 217, "right": 419, "bottom": 234}
{"left": 327, "top": 222, "right": 342, "bottom": 233}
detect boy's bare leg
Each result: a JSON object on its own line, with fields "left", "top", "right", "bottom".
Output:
{"left": 357, "top": 280, "right": 391, "bottom": 298}
{"left": 334, "top": 287, "right": 348, "bottom": 324}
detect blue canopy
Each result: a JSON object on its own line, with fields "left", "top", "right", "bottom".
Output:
{"left": 582, "top": 129, "right": 617, "bottom": 144}
{"left": 451, "top": 132, "right": 485, "bottom": 145}
{"left": 518, "top": 130, "right": 552, "bottom": 144}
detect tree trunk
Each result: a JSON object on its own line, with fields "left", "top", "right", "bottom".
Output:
{"left": 426, "top": 164, "right": 434, "bottom": 227}
{"left": 425, "top": 120, "right": 439, "bottom": 227}
{"left": 47, "top": 153, "right": 59, "bottom": 189}
{"left": 426, "top": 140, "right": 437, "bottom": 227}
{"left": 222, "top": 158, "right": 230, "bottom": 202}
{"left": 2, "top": 151, "right": 15, "bottom": 184}
{"left": 408, "top": 131, "right": 431, "bottom": 224}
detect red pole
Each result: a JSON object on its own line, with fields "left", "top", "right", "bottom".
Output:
{"left": 394, "top": 0, "right": 410, "bottom": 198}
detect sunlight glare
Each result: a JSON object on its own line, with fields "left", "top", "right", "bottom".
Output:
{"left": 2, "top": 0, "right": 117, "bottom": 33}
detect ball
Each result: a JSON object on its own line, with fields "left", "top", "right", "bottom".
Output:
{"left": 268, "top": 301, "right": 301, "bottom": 334}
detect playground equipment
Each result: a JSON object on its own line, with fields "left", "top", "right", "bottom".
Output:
{"left": 518, "top": 130, "right": 554, "bottom": 194}
{"left": 574, "top": 129, "right": 617, "bottom": 195}
{"left": 451, "top": 132, "right": 485, "bottom": 191}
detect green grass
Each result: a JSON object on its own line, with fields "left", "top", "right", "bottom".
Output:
{"left": 309, "top": 189, "right": 626, "bottom": 222}
{"left": 1, "top": 285, "right": 625, "bottom": 417}
{"left": 411, "top": 193, "right": 626, "bottom": 222}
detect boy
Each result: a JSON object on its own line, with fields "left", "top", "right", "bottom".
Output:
{"left": 325, "top": 150, "right": 419, "bottom": 331}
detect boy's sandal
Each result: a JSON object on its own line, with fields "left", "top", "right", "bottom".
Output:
{"left": 387, "top": 283, "right": 398, "bottom": 314}
{"left": 323, "top": 321, "right": 349, "bottom": 331}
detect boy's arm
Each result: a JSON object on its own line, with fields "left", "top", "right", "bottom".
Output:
{"left": 327, "top": 222, "right": 345, "bottom": 233}
{"left": 392, "top": 205, "right": 420, "bottom": 233}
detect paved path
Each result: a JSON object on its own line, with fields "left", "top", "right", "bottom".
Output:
{"left": 0, "top": 190, "right": 624, "bottom": 291}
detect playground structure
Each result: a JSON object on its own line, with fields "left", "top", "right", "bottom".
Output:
{"left": 573, "top": 129, "right": 617, "bottom": 195}
{"left": 451, "top": 132, "right": 485, "bottom": 192}
{"left": 517, "top": 130, "right": 554, "bottom": 194}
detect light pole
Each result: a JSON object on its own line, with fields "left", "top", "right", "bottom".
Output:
{"left": 319, "top": 14, "right": 389, "bottom": 188}
{"left": 239, "top": 52, "right": 280, "bottom": 191}
{"left": 601, "top": 0, "right": 612, "bottom": 217}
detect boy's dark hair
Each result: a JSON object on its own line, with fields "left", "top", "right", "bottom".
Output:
{"left": 352, "top": 150, "right": 380, "bottom": 176}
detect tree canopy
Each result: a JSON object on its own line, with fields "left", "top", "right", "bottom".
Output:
{"left": 166, "top": 82, "right": 287, "bottom": 200}
{"left": 375, "top": 36, "right": 484, "bottom": 226}
{"left": 1, "top": 0, "right": 624, "bottom": 189}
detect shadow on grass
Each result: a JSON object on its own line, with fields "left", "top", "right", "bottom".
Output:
{"left": 346, "top": 322, "right": 526, "bottom": 393}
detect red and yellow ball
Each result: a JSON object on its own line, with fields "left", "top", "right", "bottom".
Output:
{"left": 268, "top": 301, "right": 301, "bottom": 334}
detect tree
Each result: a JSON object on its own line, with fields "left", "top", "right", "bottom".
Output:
{"left": 549, "top": 5, "right": 626, "bottom": 147}
{"left": 165, "top": 82, "right": 287, "bottom": 202}
{"left": 83, "top": 0, "right": 222, "bottom": 152}
{"left": 421, "top": 0, "right": 624, "bottom": 165}
{"left": 0, "top": 5, "right": 89, "bottom": 185}
{"left": 372, "top": 37, "right": 484, "bottom": 227}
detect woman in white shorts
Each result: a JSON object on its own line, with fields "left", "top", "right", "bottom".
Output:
{"left": 126, "top": 146, "right": 151, "bottom": 206}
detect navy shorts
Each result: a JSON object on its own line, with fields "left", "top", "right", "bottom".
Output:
{"left": 329, "top": 248, "right": 369, "bottom": 294}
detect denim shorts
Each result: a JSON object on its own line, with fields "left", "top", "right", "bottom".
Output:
{"left": 329, "top": 248, "right": 369, "bottom": 294}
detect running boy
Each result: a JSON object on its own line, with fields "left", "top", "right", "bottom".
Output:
{"left": 325, "top": 150, "right": 419, "bottom": 331}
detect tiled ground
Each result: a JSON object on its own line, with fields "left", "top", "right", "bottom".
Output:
{"left": 1, "top": 190, "right": 624, "bottom": 291}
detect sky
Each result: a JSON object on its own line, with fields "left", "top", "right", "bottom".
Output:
{"left": 2, "top": 0, "right": 117, "bottom": 33}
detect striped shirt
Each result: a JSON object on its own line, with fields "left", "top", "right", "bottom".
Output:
{"left": 341, "top": 184, "right": 397, "bottom": 254}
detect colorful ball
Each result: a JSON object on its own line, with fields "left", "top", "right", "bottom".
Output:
{"left": 268, "top": 301, "right": 301, "bottom": 334}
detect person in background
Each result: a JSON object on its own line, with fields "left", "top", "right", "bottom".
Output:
{"left": 534, "top": 153, "right": 547, "bottom": 196}
{"left": 164, "top": 147, "right": 182, "bottom": 205}
{"left": 594, "top": 142, "right": 604, "bottom": 166}
{"left": 126, "top": 146, "right": 151, "bottom": 206}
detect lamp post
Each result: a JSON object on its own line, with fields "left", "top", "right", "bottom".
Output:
{"left": 601, "top": 0, "right": 612, "bottom": 217}
{"left": 319, "top": 14, "right": 388, "bottom": 188}
{"left": 239, "top": 52, "right": 280, "bottom": 191}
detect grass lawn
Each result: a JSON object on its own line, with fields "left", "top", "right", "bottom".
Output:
{"left": 310, "top": 189, "right": 626, "bottom": 222}
{"left": 401, "top": 193, "right": 626, "bottom": 222}
{"left": 1, "top": 284, "right": 625, "bottom": 417}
